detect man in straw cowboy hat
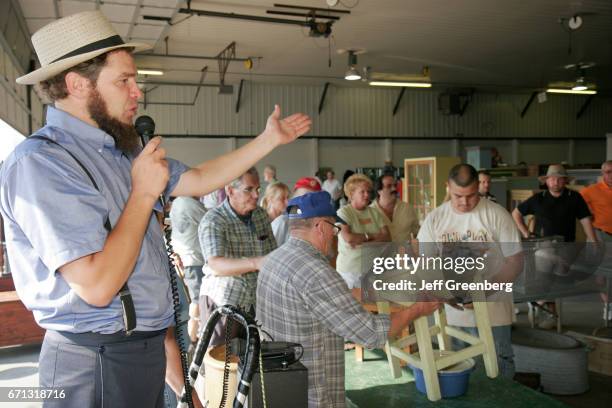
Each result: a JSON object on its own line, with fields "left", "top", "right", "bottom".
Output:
{"left": 0, "top": 10, "right": 310, "bottom": 407}
{"left": 512, "top": 164, "right": 596, "bottom": 243}
{"left": 512, "top": 164, "right": 597, "bottom": 329}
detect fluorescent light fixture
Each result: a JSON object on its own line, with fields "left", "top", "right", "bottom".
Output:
{"left": 344, "top": 66, "right": 361, "bottom": 81}
{"left": 369, "top": 81, "right": 432, "bottom": 88}
{"left": 137, "top": 69, "right": 164, "bottom": 76}
{"left": 546, "top": 88, "right": 596, "bottom": 95}
{"left": 571, "top": 84, "right": 588, "bottom": 91}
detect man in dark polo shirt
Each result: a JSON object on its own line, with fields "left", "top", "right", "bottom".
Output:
{"left": 511, "top": 164, "right": 597, "bottom": 329}
{"left": 512, "top": 164, "right": 596, "bottom": 243}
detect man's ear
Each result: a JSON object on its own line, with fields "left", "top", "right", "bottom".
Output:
{"left": 65, "top": 72, "right": 92, "bottom": 100}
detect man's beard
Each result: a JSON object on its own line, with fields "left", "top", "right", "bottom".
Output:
{"left": 87, "top": 89, "right": 140, "bottom": 156}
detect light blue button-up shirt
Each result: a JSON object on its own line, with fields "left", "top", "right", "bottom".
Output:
{"left": 0, "top": 107, "right": 189, "bottom": 333}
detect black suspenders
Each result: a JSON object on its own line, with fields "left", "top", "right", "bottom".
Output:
{"left": 29, "top": 136, "right": 136, "bottom": 334}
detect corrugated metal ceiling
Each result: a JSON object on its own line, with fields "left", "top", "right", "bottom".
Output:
{"left": 14, "top": 0, "right": 612, "bottom": 92}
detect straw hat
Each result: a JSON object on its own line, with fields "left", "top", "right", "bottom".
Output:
{"left": 538, "top": 164, "right": 574, "bottom": 183}
{"left": 16, "top": 11, "right": 151, "bottom": 85}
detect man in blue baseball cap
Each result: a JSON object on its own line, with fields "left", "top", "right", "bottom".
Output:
{"left": 257, "top": 191, "right": 441, "bottom": 407}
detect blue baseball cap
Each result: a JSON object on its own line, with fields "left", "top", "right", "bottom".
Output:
{"left": 286, "top": 191, "right": 343, "bottom": 222}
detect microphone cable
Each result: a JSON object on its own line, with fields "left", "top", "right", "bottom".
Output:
{"left": 135, "top": 115, "right": 195, "bottom": 408}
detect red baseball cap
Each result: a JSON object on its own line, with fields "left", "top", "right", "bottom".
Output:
{"left": 293, "top": 177, "right": 321, "bottom": 192}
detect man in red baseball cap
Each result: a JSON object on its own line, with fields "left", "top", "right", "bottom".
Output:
{"left": 271, "top": 177, "right": 322, "bottom": 246}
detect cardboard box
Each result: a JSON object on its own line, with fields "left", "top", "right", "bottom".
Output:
{"left": 566, "top": 331, "right": 612, "bottom": 376}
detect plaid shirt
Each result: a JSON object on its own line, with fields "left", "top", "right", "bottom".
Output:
{"left": 199, "top": 200, "right": 276, "bottom": 307}
{"left": 257, "top": 237, "right": 390, "bottom": 408}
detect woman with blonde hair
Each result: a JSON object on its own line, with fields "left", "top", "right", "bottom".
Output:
{"left": 261, "top": 182, "right": 290, "bottom": 243}
{"left": 337, "top": 174, "right": 390, "bottom": 288}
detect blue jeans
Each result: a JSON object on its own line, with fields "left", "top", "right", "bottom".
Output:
{"left": 450, "top": 325, "right": 515, "bottom": 379}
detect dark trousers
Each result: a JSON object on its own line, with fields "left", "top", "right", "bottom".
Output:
{"left": 39, "top": 329, "right": 167, "bottom": 408}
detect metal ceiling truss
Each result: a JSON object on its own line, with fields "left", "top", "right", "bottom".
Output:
{"left": 318, "top": 82, "right": 330, "bottom": 114}
{"left": 126, "top": 0, "right": 145, "bottom": 41}
{"left": 520, "top": 92, "right": 537, "bottom": 118}
{"left": 235, "top": 79, "right": 244, "bottom": 113}
{"left": 217, "top": 41, "right": 235, "bottom": 88}
{"left": 140, "top": 66, "right": 208, "bottom": 108}
{"left": 170, "top": 3, "right": 349, "bottom": 38}
{"left": 392, "top": 88, "right": 406, "bottom": 116}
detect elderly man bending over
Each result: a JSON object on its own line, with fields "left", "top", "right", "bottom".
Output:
{"left": 257, "top": 191, "right": 441, "bottom": 408}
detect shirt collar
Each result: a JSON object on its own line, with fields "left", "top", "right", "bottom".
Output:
{"left": 287, "top": 236, "right": 328, "bottom": 261}
{"left": 223, "top": 199, "right": 253, "bottom": 224}
{"left": 46, "top": 106, "right": 117, "bottom": 152}
{"left": 599, "top": 181, "right": 612, "bottom": 191}
{"left": 545, "top": 188, "right": 569, "bottom": 198}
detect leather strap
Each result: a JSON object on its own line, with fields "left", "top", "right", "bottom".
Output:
{"left": 29, "top": 135, "right": 136, "bottom": 334}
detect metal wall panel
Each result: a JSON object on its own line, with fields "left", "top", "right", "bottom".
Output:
{"left": 137, "top": 82, "right": 609, "bottom": 171}
{"left": 237, "top": 138, "right": 316, "bottom": 188}
{"left": 140, "top": 82, "right": 611, "bottom": 140}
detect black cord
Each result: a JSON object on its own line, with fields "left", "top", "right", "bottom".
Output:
{"left": 294, "top": 343, "right": 304, "bottom": 363}
{"left": 163, "top": 206, "right": 195, "bottom": 408}
{"left": 219, "top": 318, "right": 233, "bottom": 408}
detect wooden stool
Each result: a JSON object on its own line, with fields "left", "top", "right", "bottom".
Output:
{"left": 377, "top": 300, "right": 499, "bottom": 401}
{"left": 354, "top": 303, "right": 412, "bottom": 363}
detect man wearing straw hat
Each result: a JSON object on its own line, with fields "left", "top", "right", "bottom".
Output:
{"left": 512, "top": 164, "right": 597, "bottom": 329}
{"left": 0, "top": 10, "right": 310, "bottom": 407}
{"left": 512, "top": 164, "right": 596, "bottom": 243}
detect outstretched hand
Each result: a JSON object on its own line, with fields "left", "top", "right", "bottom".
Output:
{"left": 263, "top": 105, "right": 311, "bottom": 145}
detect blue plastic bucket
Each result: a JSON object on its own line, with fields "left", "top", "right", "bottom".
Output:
{"left": 410, "top": 357, "right": 475, "bottom": 398}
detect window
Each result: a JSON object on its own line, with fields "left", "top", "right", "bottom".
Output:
{"left": 0, "top": 118, "right": 25, "bottom": 162}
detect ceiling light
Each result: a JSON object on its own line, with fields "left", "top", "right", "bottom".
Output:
{"left": 345, "top": 66, "right": 361, "bottom": 81}
{"left": 546, "top": 88, "right": 597, "bottom": 95}
{"left": 344, "top": 50, "right": 361, "bottom": 81}
{"left": 369, "top": 81, "right": 432, "bottom": 88}
{"left": 571, "top": 84, "right": 588, "bottom": 91}
{"left": 137, "top": 69, "right": 164, "bottom": 76}
{"left": 571, "top": 76, "right": 587, "bottom": 91}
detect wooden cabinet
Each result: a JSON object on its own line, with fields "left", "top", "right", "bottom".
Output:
{"left": 403, "top": 156, "right": 460, "bottom": 222}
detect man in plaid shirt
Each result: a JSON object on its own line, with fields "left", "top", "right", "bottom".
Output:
{"left": 257, "top": 191, "right": 441, "bottom": 407}
{"left": 199, "top": 167, "right": 277, "bottom": 346}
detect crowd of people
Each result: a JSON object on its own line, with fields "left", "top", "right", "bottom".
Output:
{"left": 167, "top": 159, "right": 609, "bottom": 406}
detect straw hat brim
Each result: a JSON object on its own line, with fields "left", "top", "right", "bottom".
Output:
{"left": 16, "top": 42, "right": 151, "bottom": 85}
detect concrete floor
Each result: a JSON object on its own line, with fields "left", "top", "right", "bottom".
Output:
{"left": 1, "top": 293, "right": 611, "bottom": 407}
{"left": 0, "top": 343, "right": 40, "bottom": 408}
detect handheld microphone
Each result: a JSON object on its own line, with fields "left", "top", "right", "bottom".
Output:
{"left": 134, "top": 115, "right": 155, "bottom": 147}
{"left": 134, "top": 115, "right": 165, "bottom": 205}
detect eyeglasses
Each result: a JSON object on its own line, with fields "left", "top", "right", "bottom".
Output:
{"left": 320, "top": 220, "right": 341, "bottom": 236}
{"left": 240, "top": 186, "right": 262, "bottom": 195}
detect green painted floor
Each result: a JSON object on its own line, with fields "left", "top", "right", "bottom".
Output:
{"left": 344, "top": 349, "right": 568, "bottom": 408}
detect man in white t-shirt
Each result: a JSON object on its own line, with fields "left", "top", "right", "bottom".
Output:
{"left": 322, "top": 170, "right": 343, "bottom": 209}
{"left": 417, "top": 164, "right": 523, "bottom": 378}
